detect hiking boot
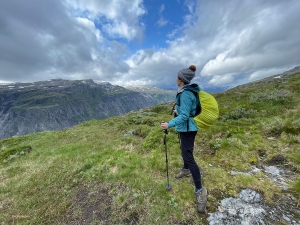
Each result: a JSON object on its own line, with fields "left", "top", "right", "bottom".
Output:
{"left": 175, "top": 168, "right": 192, "bottom": 179}
{"left": 195, "top": 187, "right": 208, "bottom": 213}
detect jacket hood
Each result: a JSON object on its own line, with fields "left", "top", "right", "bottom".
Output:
{"left": 182, "top": 83, "right": 200, "bottom": 93}
{"left": 177, "top": 83, "right": 200, "bottom": 94}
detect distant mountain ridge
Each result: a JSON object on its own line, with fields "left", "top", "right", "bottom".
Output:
{"left": 124, "top": 85, "right": 176, "bottom": 103}
{"left": 230, "top": 66, "right": 300, "bottom": 91}
{"left": 1, "top": 66, "right": 299, "bottom": 140}
{"left": 0, "top": 79, "right": 175, "bottom": 140}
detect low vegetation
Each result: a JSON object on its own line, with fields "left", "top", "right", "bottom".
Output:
{"left": 0, "top": 73, "right": 299, "bottom": 224}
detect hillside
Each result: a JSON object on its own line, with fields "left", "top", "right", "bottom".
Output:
{"left": 124, "top": 85, "right": 176, "bottom": 103}
{"left": 0, "top": 79, "right": 176, "bottom": 140}
{"left": 0, "top": 69, "right": 300, "bottom": 224}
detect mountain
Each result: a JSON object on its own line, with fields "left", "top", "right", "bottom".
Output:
{"left": 123, "top": 85, "right": 176, "bottom": 103}
{"left": 0, "top": 79, "right": 175, "bottom": 140}
{"left": 201, "top": 85, "right": 231, "bottom": 93}
{"left": 230, "top": 66, "right": 300, "bottom": 90}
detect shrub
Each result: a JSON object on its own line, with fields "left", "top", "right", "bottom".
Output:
{"left": 150, "top": 104, "right": 169, "bottom": 113}
{"left": 222, "top": 105, "right": 257, "bottom": 121}
{"left": 250, "top": 88, "right": 292, "bottom": 104}
{"left": 0, "top": 145, "right": 32, "bottom": 162}
{"left": 261, "top": 117, "right": 284, "bottom": 136}
{"left": 209, "top": 138, "right": 222, "bottom": 149}
{"left": 129, "top": 112, "right": 157, "bottom": 125}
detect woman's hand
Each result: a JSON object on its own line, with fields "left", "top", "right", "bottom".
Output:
{"left": 160, "top": 122, "right": 168, "bottom": 130}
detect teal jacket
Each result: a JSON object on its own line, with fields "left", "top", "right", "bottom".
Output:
{"left": 168, "top": 84, "right": 200, "bottom": 132}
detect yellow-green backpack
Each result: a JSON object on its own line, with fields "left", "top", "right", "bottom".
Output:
{"left": 175, "top": 88, "right": 219, "bottom": 130}
{"left": 194, "top": 91, "right": 219, "bottom": 129}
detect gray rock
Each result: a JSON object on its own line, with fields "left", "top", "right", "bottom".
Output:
{"left": 264, "top": 166, "right": 280, "bottom": 176}
{"left": 239, "top": 189, "right": 262, "bottom": 203}
{"left": 209, "top": 150, "right": 300, "bottom": 225}
{"left": 208, "top": 191, "right": 265, "bottom": 225}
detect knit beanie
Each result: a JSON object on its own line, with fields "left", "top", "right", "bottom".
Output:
{"left": 177, "top": 65, "right": 196, "bottom": 84}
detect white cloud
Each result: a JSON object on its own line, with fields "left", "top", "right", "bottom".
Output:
{"left": 159, "top": 4, "right": 165, "bottom": 13}
{"left": 1, "top": 0, "right": 300, "bottom": 89}
{"left": 184, "top": 0, "right": 195, "bottom": 14}
{"left": 157, "top": 18, "right": 169, "bottom": 27}
{"left": 66, "top": 0, "right": 146, "bottom": 41}
{"left": 76, "top": 17, "right": 102, "bottom": 41}
{"left": 156, "top": 4, "right": 168, "bottom": 27}
{"left": 173, "top": 0, "right": 300, "bottom": 87}
{"left": 208, "top": 74, "right": 235, "bottom": 86}
{"left": 103, "top": 21, "right": 138, "bottom": 40}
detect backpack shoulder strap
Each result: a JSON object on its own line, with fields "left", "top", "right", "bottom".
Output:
{"left": 176, "top": 89, "right": 201, "bottom": 117}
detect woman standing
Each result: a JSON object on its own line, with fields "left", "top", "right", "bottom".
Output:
{"left": 160, "top": 65, "right": 208, "bottom": 213}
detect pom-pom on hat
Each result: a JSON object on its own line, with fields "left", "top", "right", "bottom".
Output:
{"left": 177, "top": 65, "right": 196, "bottom": 84}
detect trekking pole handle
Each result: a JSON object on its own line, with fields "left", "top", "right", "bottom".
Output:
{"left": 161, "top": 121, "right": 168, "bottom": 135}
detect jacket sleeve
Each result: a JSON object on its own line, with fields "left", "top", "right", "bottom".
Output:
{"left": 168, "top": 92, "right": 193, "bottom": 128}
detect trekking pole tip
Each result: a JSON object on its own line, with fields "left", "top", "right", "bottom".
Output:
{"left": 166, "top": 184, "right": 172, "bottom": 191}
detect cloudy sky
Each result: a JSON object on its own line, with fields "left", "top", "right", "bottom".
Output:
{"left": 0, "top": 0, "right": 299, "bottom": 90}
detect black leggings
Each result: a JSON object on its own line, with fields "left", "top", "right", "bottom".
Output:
{"left": 180, "top": 131, "right": 202, "bottom": 190}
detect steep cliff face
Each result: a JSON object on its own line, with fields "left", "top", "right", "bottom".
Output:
{"left": 0, "top": 79, "right": 167, "bottom": 140}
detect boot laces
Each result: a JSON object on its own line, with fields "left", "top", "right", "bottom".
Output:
{"left": 197, "top": 195, "right": 203, "bottom": 203}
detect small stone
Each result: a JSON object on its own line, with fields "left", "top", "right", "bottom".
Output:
{"left": 282, "top": 215, "right": 291, "bottom": 222}
{"left": 282, "top": 186, "right": 289, "bottom": 191}
{"left": 264, "top": 166, "right": 280, "bottom": 176}
{"left": 218, "top": 206, "right": 225, "bottom": 213}
{"left": 251, "top": 167, "right": 262, "bottom": 174}
{"left": 239, "top": 189, "right": 261, "bottom": 203}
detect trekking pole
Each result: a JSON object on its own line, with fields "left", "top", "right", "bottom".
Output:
{"left": 162, "top": 121, "right": 172, "bottom": 191}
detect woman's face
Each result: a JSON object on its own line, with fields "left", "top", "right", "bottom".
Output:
{"left": 176, "top": 77, "right": 184, "bottom": 87}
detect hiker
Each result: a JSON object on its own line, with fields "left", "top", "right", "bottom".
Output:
{"left": 160, "top": 65, "right": 208, "bottom": 213}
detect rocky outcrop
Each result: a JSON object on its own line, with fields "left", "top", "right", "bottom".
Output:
{"left": 0, "top": 79, "right": 173, "bottom": 140}
{"left": 208, "top": 165, "right": 300, "bottom": 225}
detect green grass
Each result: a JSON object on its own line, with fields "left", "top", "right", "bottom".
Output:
{"left": 0, "top": 74, "right": 300, "bottom": 224}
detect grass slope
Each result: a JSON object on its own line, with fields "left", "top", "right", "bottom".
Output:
{"left": 1, "top": 74, "right": 300, "bottom": 224}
